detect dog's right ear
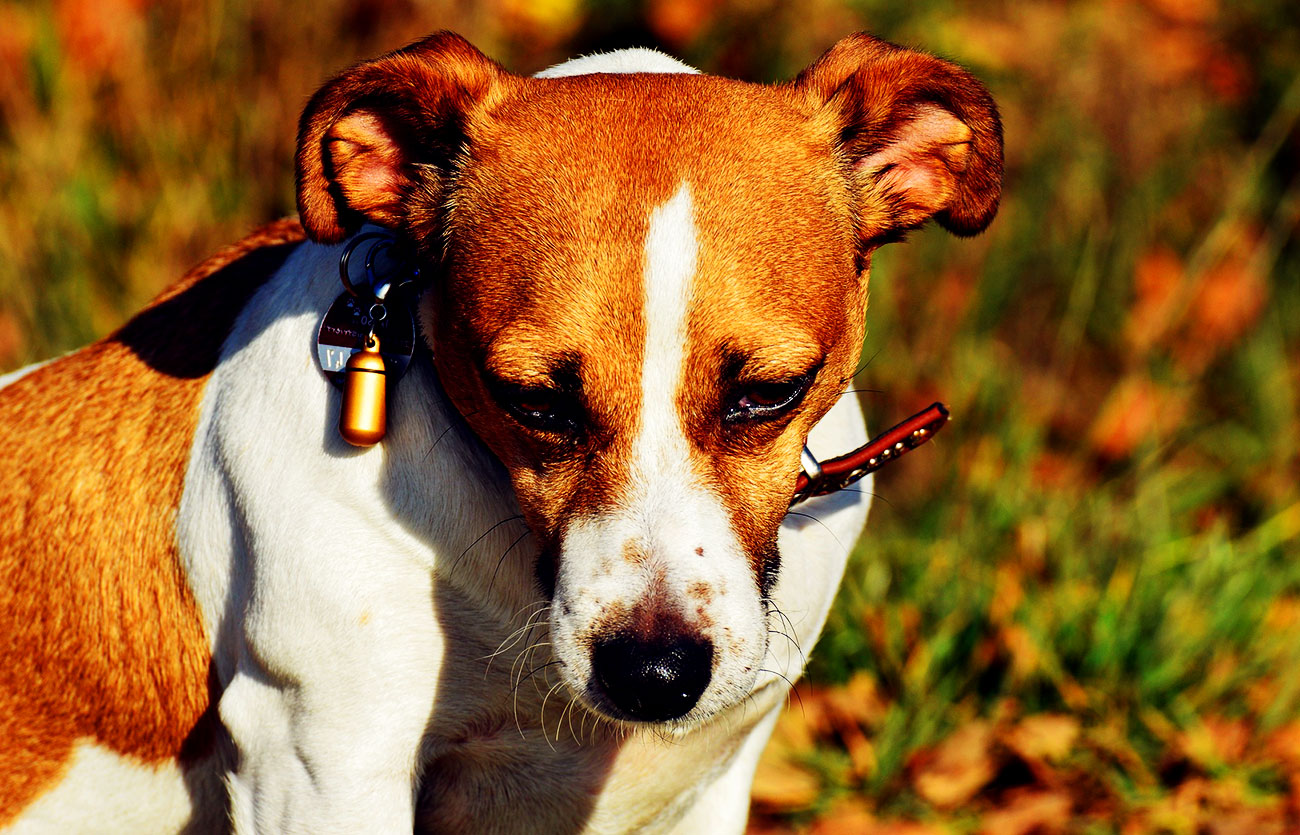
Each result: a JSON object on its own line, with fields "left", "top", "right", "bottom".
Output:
{"left": 296, "top": 32, "right": 507, "bottom": 244}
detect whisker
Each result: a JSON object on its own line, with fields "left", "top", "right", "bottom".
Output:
{"left": 511, "top": 659, "right": 563, "bottom": 739}
{"left": 482, "top": 605, "right": 551, "bottom": 674}
{"left": 554, "top": 692, "right": 582, "bottom": 747}
{"left": 767, "top": 628, "right": 805, "bottom": 667}
{"left": 760, "top": 667, "right": 805, "bottom": 718}
{"left": 579, "top": 707, "right": 591, "bottom": 743}
{"left": 540, "top": 681, "right": 565, "bottom": 750}
{"left": 453, "top": 514, "right": 527, "bottom": 573}
{"left": 784, "top": 510, "right": 849, "bottom": 556}
{"left": 487, "top": 529, "right": 533, "bottom": 596}
{"left": 510, "top": 641, "right": 553, "bottom": 690}
{"left": 423, "top": 407, "right": 480, "bottom": 462}
{"left": 840, "top": 349, "right": 883, "bottom": 385}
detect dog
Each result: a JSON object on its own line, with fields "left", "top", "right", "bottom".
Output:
{"left": 0, "top": 31, "right": 1001, "bottom": 834}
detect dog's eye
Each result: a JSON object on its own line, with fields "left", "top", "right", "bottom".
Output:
{"left": 499, "top": 385, "right": 581, "bottom": 434}
{"left": 725, "top": 375, "right": 810, "bottom": 422}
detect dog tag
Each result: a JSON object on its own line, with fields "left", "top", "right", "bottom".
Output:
{"left": 316, "top": 292, "right": 416, "bottom": 388}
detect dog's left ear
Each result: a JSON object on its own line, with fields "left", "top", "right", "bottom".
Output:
{"left": 296, "top": 32, "right": 508, "bottom": 244}
{"left": 790, "top": 34, "right": 1003, "bottom": 246}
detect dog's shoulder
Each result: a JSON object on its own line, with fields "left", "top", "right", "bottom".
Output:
{"left": 0, "top": 219, "right": 303, "bottom": 825}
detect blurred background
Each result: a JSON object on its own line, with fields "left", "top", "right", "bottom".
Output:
{"left": 1, "top": 0, "right": 1297, "bottom": 831}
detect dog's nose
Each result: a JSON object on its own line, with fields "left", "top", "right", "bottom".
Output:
{"left": 591, "top": 633, "right": 713, "bottom": 722}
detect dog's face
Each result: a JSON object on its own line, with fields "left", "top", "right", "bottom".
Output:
{"left": 296, "top": 33, "right": 1001, "bottom": 723}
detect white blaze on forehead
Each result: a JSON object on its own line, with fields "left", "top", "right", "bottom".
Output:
{"left": 533, "top": 47, "right": 699, "bottom": 78}
{"left": 636, "top": 182, "right": 697, "bottom": 484}
{"left": 551, "top": 182, "right": 767, "bottom": 719}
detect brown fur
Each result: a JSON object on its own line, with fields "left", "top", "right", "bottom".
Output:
{"left": 0, "top": 219, "right": 305, "bottom": 823}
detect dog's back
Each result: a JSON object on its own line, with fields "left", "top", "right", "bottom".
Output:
{"left": 0, "top": 220, "right": 304, "bottom": 831}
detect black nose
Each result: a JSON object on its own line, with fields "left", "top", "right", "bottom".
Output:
{"left": 590, "top": 633, "right": 714, "bottom": 722}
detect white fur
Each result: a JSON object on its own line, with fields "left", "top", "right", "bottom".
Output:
{"left": 551, "top": 183, "right": 767, "bottom": 720}
{"left": 0, "top": 359, "right": 50, "bottom": 390}
{"left": 5, "top": 743, "right": 195, "bottom": 834}
{"left": 534, "top": 47, "right": 698, "bottom": 79}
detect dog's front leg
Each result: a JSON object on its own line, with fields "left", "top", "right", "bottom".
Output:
{"left": 217, "top": 548, "right": 442, "bottom": 834}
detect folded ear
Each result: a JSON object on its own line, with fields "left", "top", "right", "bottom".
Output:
{"left": 296, "top": 32, "right": 507, "bottom": 243}
{"left": 791, "top": 34, "right": 1003, "bottom": 246}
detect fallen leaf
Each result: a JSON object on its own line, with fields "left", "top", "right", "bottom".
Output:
{"left": 1003, "top": 715, "right": 1080, "bottom": 764}
{"left": 0, "top": 308, "right": 22, "bottom": 368}
{"left": 999, "top": 624, "right": 1041, "bottom": 680}
{"left": 1188, "top": 248, "right": 1267, "bottom": 349}
{"left": 863, "top": 822, "right": 946, "bottom": 835}
{"left": 1126, "top": 246, "right": 1185, "bottom": 354}
{"left": 1088, "top": 375, "right": 1189, "bottom": 460}
{"left": 911, "top": 722, "right": 997, "bottom": 808}
{"left": 1178, "top": 716, "right": 1249, "bottom": 768}
{"left": 821, "top": 672, "right": 888, "bottom": 731}
{"left": 750, "top": 758, "right": 821, "bottom": 813}
{"left": 1265, "top": 722, "right": 1300, "bottom": 769}
{"left": 53, "top": 0, "right": 147, "bottom": 75}
{"left": 1148, "top": 0, "right": 1218, "bottom": 24}
{"left": 646, "top": 0, "right": 719, "bottom": 47}
{"left": 980, "top": 789, "right": 1072, "bottom": 835}
{"left": 808, "top": 797, "right": 875, "bottom": 835}
{"left": 989, "top": 564, "right": 1025, "bottom": 625}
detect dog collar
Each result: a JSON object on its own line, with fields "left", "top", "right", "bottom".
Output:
{"left": 790, "top": 402, "right": 949, "bottom": 506}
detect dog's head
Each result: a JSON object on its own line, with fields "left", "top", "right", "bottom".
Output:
{"left": 295, "top": 32, "right": 1001, "bottom": 724}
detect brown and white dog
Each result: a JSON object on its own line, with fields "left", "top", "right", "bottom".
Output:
{"left": 0, "top": 32, "right": 1001, "bottom": 834}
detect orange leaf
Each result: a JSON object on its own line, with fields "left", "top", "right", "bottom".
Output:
{"left": 1265, "top": 722, "right": 1300, "bottom": 770}
{"left": 53, "top": 0, "right": 147, "bottom": 74}
{"left": 1189, "top": 255, "right": 1267, "bottom": 350}
{"left": 999, "top": 624, "right": 1041, "bottom": 680}
{"left": 752, "top": 704, "right": 824, "bottom": 813}
{"left": 808, "top": 798, "right": 875, "bottom": 835}
{"left": 646, "top": 0, "right": 719, "bottom": 48}
{"left": 1178, "top": 716, "right": 1250, "bottom": 767}
{"left": 750, "top": 759, "right": 821, "bottom": 813}
{"left": 1004, "top": 714, "right": 1080, "bottom": 764}
{"left": 989, "top": 564, "right": 1025, "bottom": 625}
{"left": 1088, "top": 375, "right": 1188, "bottom": 460}
{"left": 911, "top": 722, "right": 997, "bottom": 808}
{"left": 0, "top": 309, "right": 22, "bottom": 369}
{"left": 1126, "top": 246, "right": 1185, "bottom": 354}
{"left": 821, "top": 673, "right": 888, "bottom": 730}
{"left": 863, "top": 823, "right": 946, "bottom": 835}
{"left": 979, "top": 789, "right": 1072, "bottom": 835}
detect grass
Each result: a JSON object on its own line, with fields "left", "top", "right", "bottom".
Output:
{"left": 1, "top": 0, "right": 1297, "bottom": 831}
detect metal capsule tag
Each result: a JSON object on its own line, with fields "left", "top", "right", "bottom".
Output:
{"left": 338, "top": 333, "right": 387, "bottom": 446}
{"left": 314, "top": 228, "right": 420, "bottom": 446}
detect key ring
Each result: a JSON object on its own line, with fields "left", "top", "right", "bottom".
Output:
{"left": 338, "top": 232, "right": 391, "bottom": 299}
{"left": 366, "top": 303, "right": 387, "bottom": 341}
{"left": 339, "top": 230, "right": 417, "bottom": 302}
